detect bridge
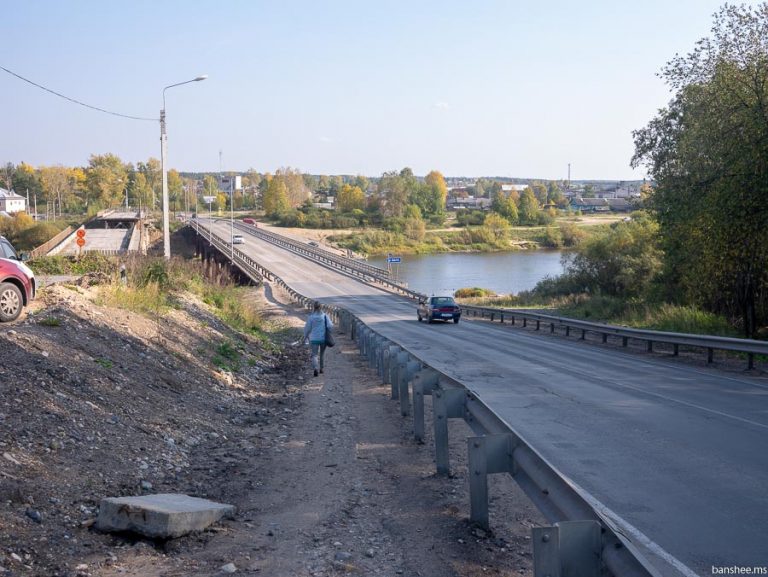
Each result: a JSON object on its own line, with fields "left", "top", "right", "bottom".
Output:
{"left": 45, "top": 210, "right": 148, "bottom": 257}
{"left": 190, "top": 217, "right": 768, "bottom": 577}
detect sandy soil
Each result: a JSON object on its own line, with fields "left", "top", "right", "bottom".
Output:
{"left": 0, "top": 274, "right": 542, "bottom": 577}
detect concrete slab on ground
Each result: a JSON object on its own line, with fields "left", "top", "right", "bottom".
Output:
{"left": 96, "top": 493, "right": 235, "bottom": 539}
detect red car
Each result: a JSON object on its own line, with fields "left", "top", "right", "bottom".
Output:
{"left": 242, "top": 218, "right": 258, "bottom": 227}
{"left": 0, "top": 236, "right": 35, "bottom": 322}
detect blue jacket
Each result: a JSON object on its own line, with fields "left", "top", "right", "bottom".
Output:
{"left": 304, "top": 311, "right": 333, "bottom": 343}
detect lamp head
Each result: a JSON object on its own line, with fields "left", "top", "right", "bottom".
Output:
{"left": 194, "top": 75, "right": 208, "bottom": 82}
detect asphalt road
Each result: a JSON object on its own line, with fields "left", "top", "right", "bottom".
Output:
{"left": 205, "top": 219, "right": 768, "bottom": 577}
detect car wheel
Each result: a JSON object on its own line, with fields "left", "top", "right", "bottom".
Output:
{"left": 0, "top": 282, "right": 23, "bottom": 322}
{"left": 453, "top": 317, "right": 460, "bottom": 324}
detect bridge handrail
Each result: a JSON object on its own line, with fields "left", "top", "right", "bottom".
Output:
{"left": 458, "top": 304, "right": 768, "bottom": 362}
{"left": 231, "top": 220, "right": 390, "bottom": 277}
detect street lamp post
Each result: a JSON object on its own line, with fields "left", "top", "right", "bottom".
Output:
{"left": 160, "top": 74, "right": 207, "bottom": 259}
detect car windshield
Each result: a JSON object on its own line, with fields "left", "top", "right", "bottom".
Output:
{"left": 431, "top": 297, "right": 455, "bottom": 306}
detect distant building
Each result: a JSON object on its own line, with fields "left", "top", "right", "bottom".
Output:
{"left": 0, "top": 188, "right": 26, "bottom": 214}
{"left": 447, "top": 196, "right": 492, "bottom": 210}
{"left": 569, "top": 196, "right": 634, "bottom": 212}
{"left": 501, "top": 184, "right": 527, "bottom": 193}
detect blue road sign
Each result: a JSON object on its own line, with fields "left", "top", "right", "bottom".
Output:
{"left": 387, "top": 257, "right": 401, "bottom": 263}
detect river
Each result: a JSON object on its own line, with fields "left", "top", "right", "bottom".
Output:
{"left": 369, "top": 250, "right": 565, "bottom": 296}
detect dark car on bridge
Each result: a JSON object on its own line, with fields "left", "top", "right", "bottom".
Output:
{"left": 0, "top": 236, "right": 35, "bottom": 322}
{"left": 417, "top": 296, "right": 461, "bottom": 324}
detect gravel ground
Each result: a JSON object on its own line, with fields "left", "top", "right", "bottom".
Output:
{"left": 0, "top": 276, "right": 543, "bottom": 577}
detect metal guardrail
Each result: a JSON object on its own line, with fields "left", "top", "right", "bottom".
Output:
{"left": 458, "top": 305, "right": 767, "bottom": 370}
{"left": 189, "top": 220, "right": 667, "bottom": 577}
{"left": 231, "top": 220, "right": 390, "bottom": 277}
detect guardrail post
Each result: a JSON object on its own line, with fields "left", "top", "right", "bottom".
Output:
{"left": 490, "top": 312, "right": 495, "bottom": 321}
{"left": 376, "top": 343, "right": 388, "bottom": 380}
{"left": 383, "top": 345, "right": 400, "bottom": 385}
{"left": 748, "top": 353, "right": 754, "bottom": 370}
{"left": 371, "top": 336, "right": 384, "bottom": 369}
{"left": 673, "top": 343, "right": 679, "bottom": 356}
{"left": 647, "top": 340, "right": 653, "bottom": 353}
{"left": 536, "top": 320, "right": 540, "bottom": 331}
{"left": 622, "top": 336, "right": 628, "bottom": 347}
{"left": 565, "top": 325, "right": 570, "bottom": 337}
{"left": 532, "top": 521, "right": 601, "bottom": 577}
{"left": 602, "top": 333, "right": 608, "bottom": 344}
{"left": 581, "top": 329, "right": 586, "bottom": 340}
{"left": 707, "top": 348, "right": 714, "bottom": 364}
{"left": 400, "top": 359, "right": 421, "bottom": 417}
{"left": 468, "top": 434, "right": 514, "bottom": 530}
{"left": 550, "top": 322, "right": 555, "bottom": 333}
{"left": 412, "top": 369, "right": 439, "bottom": 442}
{"left": 523, "top": 318, "right": 528, "bottom": 328}
{"left": 433, "top": 388, "right": 466, "bottom": 476}
{"left": 392, "top": 351, "right": 409, "bottom": 400}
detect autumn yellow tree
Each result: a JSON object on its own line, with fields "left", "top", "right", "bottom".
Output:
{"left": 336, "top": 184, "right": 365, "bottom": 212}
{"left": 263, "top": 178, "right": 289, "bottom": 216}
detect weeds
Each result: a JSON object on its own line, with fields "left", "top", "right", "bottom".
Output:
{"left": 212, "top": 340, "right": 242, "bottom": 372}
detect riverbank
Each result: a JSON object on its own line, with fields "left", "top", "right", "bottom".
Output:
{"left": 257, "top": 214, "right": 623, "bottom": 257}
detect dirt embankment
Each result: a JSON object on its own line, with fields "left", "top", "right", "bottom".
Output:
{"left": 0, "top": 278, "right": 541, "bottom": 577}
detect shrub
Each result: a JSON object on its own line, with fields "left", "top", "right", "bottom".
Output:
{"left": 454, "top": 287, "right": 495, "bottom": 298}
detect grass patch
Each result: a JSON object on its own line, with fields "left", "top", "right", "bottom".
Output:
{"left": 94, "top": 358, "right": 113, "bottom": 369}
{"left": 38, "top": 317, "right": 61, "bottom": 327}
{"left": 212, "top": 339, "right": 242, "bottom": 372}
{"left": 459, "top": 292, "right": 739, "bottom": 337}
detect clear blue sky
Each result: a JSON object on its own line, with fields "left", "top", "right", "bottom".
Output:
{"left": 2, "top": 0, "right": 756, "bottom": 180}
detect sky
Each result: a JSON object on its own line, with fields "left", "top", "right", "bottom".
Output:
{"left": 2, "top": 0, "right": 760, "bottom": 181}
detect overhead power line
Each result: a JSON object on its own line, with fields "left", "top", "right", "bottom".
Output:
{"left": 1, "top": 64, "right": 157, "bottom": 122}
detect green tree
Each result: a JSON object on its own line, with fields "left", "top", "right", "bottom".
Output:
{"left": 491, "top": 191, "right": 519, "bottom": 224}
{"left": 518, "top": 188, "right": 540, "bottom": 225}
{"left": 531, "top": 182, "right": 548, "bottom": 205}
{"left": 167, "top": 169, "right": 184, "bottom": 211}
{"left": 12, "top": 162, "right": 42, "bottom": 202}
{"left": 563, "top": 215, "right": 662, "bottom": 298}
{"left": 39, "top": 165, "right": 76, "bottom": 219}
{"left": 137, "top": 158, "right": 161, "bottom": 209}
{"left": 131, "top": 172, "right": 153, "bottom": 209}
{"left": 632, "top": 4, "right": 768, "bottom": 336}
{"left": 378, "top": 170, "right": 409, "bottom": 218}
{"left": 85, "top": 154, "right": 128, "bottom": 212}
{"left": 482, "top": 212, "right": 511, "bottom": 242}
{"left": 353, "top": 175, "right": 370, "bottom": 192}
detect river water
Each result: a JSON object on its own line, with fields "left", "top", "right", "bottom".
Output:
{"left": 369, "top": 250, "right": 565, "bottom": 296}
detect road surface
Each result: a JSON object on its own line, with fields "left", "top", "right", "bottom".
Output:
{"left": 204, "top": 219, "right": 768, "bottom": 577}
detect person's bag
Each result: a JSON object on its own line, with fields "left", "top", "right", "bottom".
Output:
{"left": 324, "top": 315, "right": 335, "bottom": 347}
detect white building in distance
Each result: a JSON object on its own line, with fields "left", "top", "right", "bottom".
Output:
{"left": 0, "top": 188, "right": 26, "bottom": 214}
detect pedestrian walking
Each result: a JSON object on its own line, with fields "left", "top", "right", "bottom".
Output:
{"left": 303, "top": 301, "right": 333, "bottom": 377}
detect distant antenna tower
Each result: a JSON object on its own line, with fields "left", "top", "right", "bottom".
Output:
{"left": 567, "top": 163, "right": 571, "bottom": 191}
{"left": 219, "top": 149, "right": 223, "bottom": 177}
